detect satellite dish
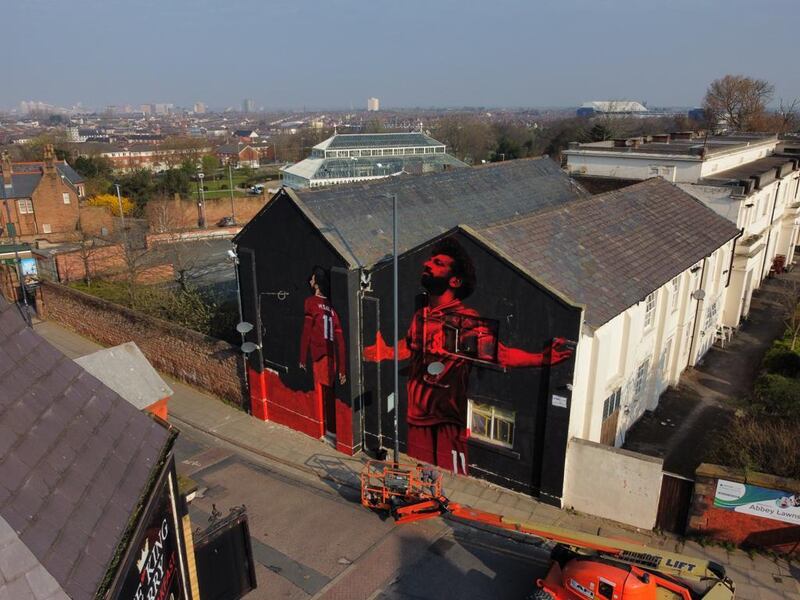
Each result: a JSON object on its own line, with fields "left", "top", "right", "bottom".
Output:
{"left": 241, "top": 342, "right": 259, "bottom": 354}
{"left": 427, "top": 362, "right": 445, "bottom": 376}
{"left": 236, "top": 321, "right": 254, "bottom": 334}
{"left": 691, "top": 289, "right": 706, "bottom": 301}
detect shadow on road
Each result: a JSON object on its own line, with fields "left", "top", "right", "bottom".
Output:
{"left": 304, "top": 453, "right": 364, "bottom": 502}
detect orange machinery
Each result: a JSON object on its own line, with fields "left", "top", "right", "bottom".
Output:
{"left": 361, "top": 461, "right": 736, "bottom": 600}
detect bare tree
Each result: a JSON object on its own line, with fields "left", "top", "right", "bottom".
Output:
{"left": 73, "top": 219, "right": 102, "bottom": 287}
{"left": 703, "top": 75, "right": 774, "bottom": 132}
{"left": 775, "top": 98, "right": 800, "bottom": 135}
{"left": 146, "top": 194, "right": 191, "bottom": 233}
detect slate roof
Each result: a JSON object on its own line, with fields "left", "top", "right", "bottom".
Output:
{"left": 0, "top": 299, "right": 172, "bottom": 599}
{"left": 275, "top": 158, "right": 589, "bottom": 267}
{"left": 0, "top": 173, "right": 41, "bottom": 200}
{"left": 0, "top": 162, "right": 83, "bottom": 200}
{"left": 477, "top": 177, "right": 742, "bottom": 328}
{"left": 216, "top": 143, "right": 250, "bottom": 155}
{"left": 0, "top": 516, "right": 68, "bottom": 599}
{"left": 11, "top": 162, "right": 84, "bottom": 185}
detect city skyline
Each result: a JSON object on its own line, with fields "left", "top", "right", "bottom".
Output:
{"left": 5, "top": 0, "right": 799, "bottom": 111}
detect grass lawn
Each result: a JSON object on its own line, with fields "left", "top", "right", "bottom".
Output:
{"left": 189, "top": 170, "right": 280, "bottom": 199}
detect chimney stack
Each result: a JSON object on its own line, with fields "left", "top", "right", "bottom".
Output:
{"left": 43, "top": 143, "right": 56, "bottom": 175}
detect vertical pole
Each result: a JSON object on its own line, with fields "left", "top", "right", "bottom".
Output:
{"left": 115, "top": 184, "right": 129, "bottom": 249}
{"left": 228, "top": 163, "right": 236, "bottom": 224}
{"left": 392, "top": 193, "right": 399, "bottom": 464}
{"left": 114, "top": 184, "right": 126, "bottom": 231}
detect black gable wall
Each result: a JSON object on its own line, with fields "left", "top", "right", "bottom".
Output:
{"left": 364, "top": 231, "right": 581, "bottom": 501}
{"left": 235, "top": 191, "right": 360, "bottom": 450}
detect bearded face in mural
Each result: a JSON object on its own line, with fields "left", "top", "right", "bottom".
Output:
{"left": 365, "top": 238, "right": 573, "bottom": 475}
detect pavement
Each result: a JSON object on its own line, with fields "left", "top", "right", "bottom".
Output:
{"left": 33, "top": 318, "right": 800, "bottom": 599}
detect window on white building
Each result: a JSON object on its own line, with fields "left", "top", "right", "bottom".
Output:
{"left": 634, "top": 360, "right": 649, "bottom": 397}
{"left": 18, "top": 199, "right": 33, "bottom": 214}
{"left": 62, "top": 192, "right": 70, "bottom": 204}
{"left": 671, "top": 276, "right": 680, "bottom": 312}
{"left": 704, "top": 300, "right": 719, "bottom": 331}
{"left": 644, "top": 292, "right": 657, "bottom": 329}
{"left": 468, "top": 400, "right": 515, "bottom": 448}
{"left": 602, "top": 389, "right": 621, "bottom": 420}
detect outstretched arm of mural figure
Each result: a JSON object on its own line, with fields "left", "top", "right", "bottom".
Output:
{"left": 363, "top": 330, "right": 411, "bottom": 362}
{"left": 497, "top": 337, "right": 573, "bottom": 368}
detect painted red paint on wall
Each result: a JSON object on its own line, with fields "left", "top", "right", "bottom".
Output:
{"left": 335, "top": 399, "right": 354, "bottom": 455}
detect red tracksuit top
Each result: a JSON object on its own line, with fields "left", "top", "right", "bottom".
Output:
{"left": 299, "top": 295, "right": 346, "bottom": 376}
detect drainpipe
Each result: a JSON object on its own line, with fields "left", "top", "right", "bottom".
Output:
{"left": 726, "top": 229, "right": 744, "bottom": 289}
{"left": 759, "top": 180, "right": 781, "bottom": 280}
{"left": 687, "top": 257, "right": 708, "bottom": 364}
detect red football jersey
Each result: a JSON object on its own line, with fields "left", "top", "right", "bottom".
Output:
{"left": 299, "top": 295, "right": 346, "bottom": 376}
{"left": 405, "top": 298, "right": 492, "bottom": 427}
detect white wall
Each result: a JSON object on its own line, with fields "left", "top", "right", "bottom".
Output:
{"left": 699, "top": 141, "right": 776, "bottom": 177}
{"left": 569, "top": 240, "right": 735, "bottom": 448}
{"left": 563, "top": 438, "right": 663, "bottom": 529}
{"left": 566, "top": 152, "right": 702, "bottom": 183}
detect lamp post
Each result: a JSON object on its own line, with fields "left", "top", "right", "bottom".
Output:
{"left": 380, "top": 192, "right": 400, "bottom": 464}
{"left": 228, "top": 163, "right": 236, "bottom": 224}
{"left": 197, "top": 171, "right": 206, "bottom": 228}
{"left": 392, "top": 192, "right": 399, "bottom": 464}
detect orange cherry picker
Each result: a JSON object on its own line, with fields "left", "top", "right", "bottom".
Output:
{"left": 361, "top": 461, "right": 736, "bottom": 600}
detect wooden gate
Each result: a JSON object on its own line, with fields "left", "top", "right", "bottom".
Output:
{"left": 656, "top": 472, "right": 694, "bottom": 534}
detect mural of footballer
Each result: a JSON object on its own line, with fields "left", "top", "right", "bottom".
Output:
{"left": 365, "top": 238, "right": 573, "bottom": 474}
{"left": 299, "top": 267, "right": 347, "bottom": 415}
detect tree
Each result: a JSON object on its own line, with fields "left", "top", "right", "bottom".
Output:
{"left": 703, "top": 75, "right": 774, "bottom": 132}
{"left": 72, "top": 155, "right": 113, "bottom": 180}
{"left": 157, "top": 168, "right": 191, "bottom": 197}
{"left": 201, "top": 154, "right": 220, "bottom": 178}
{"left": 146, "top": 194, "right": 191, "bottom": 233}
{"left": 117, "top": 169, "right": 156, "bottom": 212}
{"left": 88, "top": 193, "right": 134, "bottom": 217}
{"left": 775, "top": 98, "right": 800, "bottom": 135}
{"left": 432, "top": 115, "right": 493, "bottom": 164}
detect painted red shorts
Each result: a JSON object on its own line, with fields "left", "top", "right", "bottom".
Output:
{"left": 312, "top": 355, "right": 335, "bottom": 388}
{"left": 407, "top": 423, "right": 468, "bottom": 475}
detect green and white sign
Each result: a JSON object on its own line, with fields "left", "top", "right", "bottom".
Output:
{"left": 714, "top": 479, "right": 800, "bottom": 525}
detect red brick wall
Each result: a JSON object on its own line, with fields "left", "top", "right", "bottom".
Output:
{"left": 38, "top": 281, "right": 246, "bottom": 407}
{"left": 145, "top": 194, "right": 267, "bottom": 230}
{"left": 28, "top": 168, "right": 81, "bottom": 240}
{"left": 52, "top": 243, "right": 175, "bottom": 284}
{"left": 688, "top": 464, "right": 800, "bottom": 555}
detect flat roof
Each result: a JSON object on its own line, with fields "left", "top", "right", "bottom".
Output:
{"left": 566, "top": 133, "right": 778, "bottom": 159}
{"left": 702, "top": 155, "right": 797, "bottom": 183}
{"left": 315, "top": 132, "right": 444, "bottom": 151}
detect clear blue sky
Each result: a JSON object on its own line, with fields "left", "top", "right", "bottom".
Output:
{"left": 7, "top": 0, "right": 799, "bottom": 110}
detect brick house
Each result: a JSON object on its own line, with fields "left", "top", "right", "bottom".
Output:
{"left": 216, "top": 143, "right": 261, "bottom": 168}
{"left": 0, "top": 145, "right": 85, "bottom": 243}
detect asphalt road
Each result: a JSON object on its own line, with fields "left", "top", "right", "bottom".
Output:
{"left": 173, "top": 423, "right": 552, "bottom": 600}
